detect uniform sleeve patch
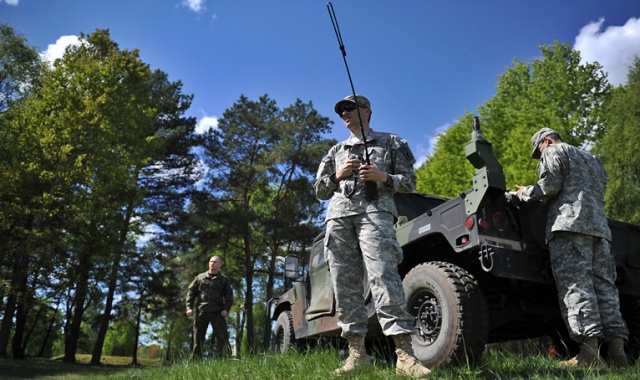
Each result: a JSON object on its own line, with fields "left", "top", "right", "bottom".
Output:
{"left": 401, "top": 147, "right": 414, "bottom": 161}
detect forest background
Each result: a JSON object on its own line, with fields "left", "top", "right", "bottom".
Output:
{"left": 1, "top": 22, "right": 639, "bottom": 364}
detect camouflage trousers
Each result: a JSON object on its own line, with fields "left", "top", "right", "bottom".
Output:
{"left": 324, "top": 212, "right": 414, "bottom": 338}
{"left": 193, "top": 311, "right": 230, "bottom": 357}
{"left": 549, "top": 231, "right": 629, "bottom": 343}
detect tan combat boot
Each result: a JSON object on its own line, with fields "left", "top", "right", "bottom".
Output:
{"left": 561, "top": 337, "right": 604, "bottom": 367}
{"left": 393, "top": 334, "right": 432, "bottom": 378}
{"left": 607, "top": 337, "right": 629, "bottom": 368}
{"left": 334, "top": 335, "right": 371, "bottom": 376}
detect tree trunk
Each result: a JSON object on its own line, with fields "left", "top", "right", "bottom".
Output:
{"left": 62, "top": 288, "right": 73, "bottom": 357}
{"left": 91, "top": 205, "right": 132, "bottom": 365}
{"left": 38, "top": 297, "right": 62, "bottom": 357}
{"left": 0, "top": 294, "right": 17, "bottom": 357}
{"left": 11, "top": 298, "right": 28, "bottom": 359}
{"left": 236, "top": 307, "right": 246, "bottom": 356}
{"left": 2, "top": 179, "right": 63, "bottom": 357}
{"left": 63, "top": 251, "right": 92, "bottom": 363}
{"left": 90, "top": 262, "right": 118, "bottom": 365}
{"left": 243, "top": 238, "right": 255, "bottom": 355}
{"left": 21, "top": 292, "right": 46, "bottom": 355}
{"left": 0, "top": 253, "right": 29, "bottom": 357}
{"left": 164, "top": 320, "right": 174, "bottom": 362}
{"left": 13, "top": 247, "right": 46, "bottom": 359}
{"left": 131, "top": 289, "right": 144, "bottom": 366}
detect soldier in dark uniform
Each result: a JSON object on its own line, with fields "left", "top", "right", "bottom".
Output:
{"left": 186, "top": 256, "right": 233, "bottom": 358}
{"left": 516, "top": 128, "right": 629, "bottom": 368}
{"left": 314, "top": 94, "right": 431, "bottom": 378}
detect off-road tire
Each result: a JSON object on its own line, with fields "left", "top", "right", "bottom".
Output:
{"left": 402, "top": 261, "right": 489, "bottom": 367}
{"left": 272, "top": 310, "right": 296, "bottom": 353}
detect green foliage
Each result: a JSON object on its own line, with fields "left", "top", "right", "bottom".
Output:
{"left": 416, "top": 113, "right": 476, "bottom": 197}
{"left": 0, "top": 23, "right": 44, "bottom": 112}
{"left": 416, "top": 42, "right": 611, "bottom": 197}
{"left": 103, "top": 319, "right": 137, "bottom": 357}
{"left": 1, "top": 28, "right": 156, "bottom": 246}
{"left": 0, "top": 25, "right": 199, "bottom": 363}
{"left": 250, "top": 302, "right": 267, "bottom": 349}
{"left": 0, "top": 23, "right": 45, "bottom": 289}
{"left": 481, "top": 41, "right": 610, "bottom": 190}
{"left": 594, "top": 56, "right": 640, "bottom": 224}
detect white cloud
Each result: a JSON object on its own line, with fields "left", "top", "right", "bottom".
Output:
{"left": 2, "top": 0, "right": 20, "bottom": 6}
{"left": 40, "top": 35, "right": 80, "bottom": 64}
{"left": 180, "top": 0, "right": 206, "bottom": 13}
{"left": 414, "top": 122, "right": 452, "bottom": 168}
{"left": 574, "top": 17, "right": 640, "bottom": 86}
{"left": 196, "top": 115, "right": 218, "bottom": 134}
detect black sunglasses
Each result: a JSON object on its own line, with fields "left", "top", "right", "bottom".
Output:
{"left": 339, "top": 103, "right": 366, "bottom": 114}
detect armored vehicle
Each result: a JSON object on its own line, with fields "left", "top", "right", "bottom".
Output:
{"left": 269, "top": 117, "right": 640, "bottom": 367}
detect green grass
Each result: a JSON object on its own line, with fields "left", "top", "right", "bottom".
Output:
{"left": 1, "top": 349, "right": 639, "bottom": 379}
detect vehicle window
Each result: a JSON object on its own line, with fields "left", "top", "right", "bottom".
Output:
{"left": 309, "top": 244, "right": 326, "bottom": 270}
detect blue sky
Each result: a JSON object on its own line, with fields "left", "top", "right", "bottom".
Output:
{"left": 3, "top": 0, "right": 640, "bottom": 167}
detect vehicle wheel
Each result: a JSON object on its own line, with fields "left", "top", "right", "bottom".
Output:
{"left": 620, "top": 296, "right": 640, "bottom": 362}
{"left": 272, "top": 310, "right": 296, "bottom": 353}
{"left": 402, "top": 261, "right": 489, "bottom": 367}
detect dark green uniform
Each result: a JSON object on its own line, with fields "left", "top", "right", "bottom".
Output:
{"left": 186, "top": 271, "right": 233, "bottom": 357}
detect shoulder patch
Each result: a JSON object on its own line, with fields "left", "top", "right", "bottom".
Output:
{"left": 401, "top": 147, "right": 414, "bottom": 161}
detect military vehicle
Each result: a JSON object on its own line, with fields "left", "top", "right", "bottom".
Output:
{"left": 269, "top": 117, "right": 640, "bottom": 367}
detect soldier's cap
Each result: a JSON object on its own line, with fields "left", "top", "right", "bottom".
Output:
{"left": 531, "top": 127, "right": 559, "bottom": 159}
{"left": 334, "top": 94, "right": 371, "bottom": 115}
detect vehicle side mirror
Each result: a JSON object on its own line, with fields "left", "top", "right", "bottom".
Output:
{"left": 285, "top": 256, "right": 300, "bottom": 280}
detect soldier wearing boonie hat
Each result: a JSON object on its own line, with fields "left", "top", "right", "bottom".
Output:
{"left": 314, "top": 94, "right": 431, "bottom": 378}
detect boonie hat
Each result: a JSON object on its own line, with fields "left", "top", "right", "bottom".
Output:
{"left": 531, "top": 127, "right": 558, "bottom": 159}
{"left": 334, "top": 94, "right": 371, "bottom": 115}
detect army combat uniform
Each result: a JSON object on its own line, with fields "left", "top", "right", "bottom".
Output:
{"left": 314, "top": 129, "right": 417, "bottom": 338}
{"left": 186, "top": 271, "right": 233, "bottom": 357}
{"left": 519, "top": 142, "right": 628, "bottom": 343}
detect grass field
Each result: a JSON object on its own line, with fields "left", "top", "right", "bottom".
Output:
{"left": 1, "top": 349, "right": 639, "bottom": 379}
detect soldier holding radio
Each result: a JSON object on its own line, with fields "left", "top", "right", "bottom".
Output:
{"left": 314, "top": 94, "right": 430, "bottom": 378}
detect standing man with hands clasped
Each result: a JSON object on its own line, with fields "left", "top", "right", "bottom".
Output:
{"left": 515, "top": 128, "right": 629, "bottom": 368}
{"left": 186, "top": 255, "right": 233, "bottom": 358}
{"left": 314, "top": 94, "right": 431, "bottom": 378}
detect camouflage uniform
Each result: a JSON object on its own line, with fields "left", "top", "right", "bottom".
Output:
{"left": 520, "top": 142, "right": 628, "bottom": 343}
{"left": 314, "top": 129, "right": 417, "bottom": 338}
{"left": 186, "top": 271, "right": 234, "bottom": 357}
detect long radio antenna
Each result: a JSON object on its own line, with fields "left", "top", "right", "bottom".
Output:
{"left": 327, "top": 2, "right": 378, "bottom": 201}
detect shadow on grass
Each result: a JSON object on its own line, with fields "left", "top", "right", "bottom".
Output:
{"left": 0, "top": 356, "right": 155, "bottom": 379}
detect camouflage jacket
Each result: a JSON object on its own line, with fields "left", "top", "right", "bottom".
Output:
{"left": 314, "top": 130, "right": 416, "bottom": 222}
{"left": 186, "top": 271, "right": 233, "bottom": 314}
{"left": 520, "top": 142, "right": 611, "bottom": 242}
